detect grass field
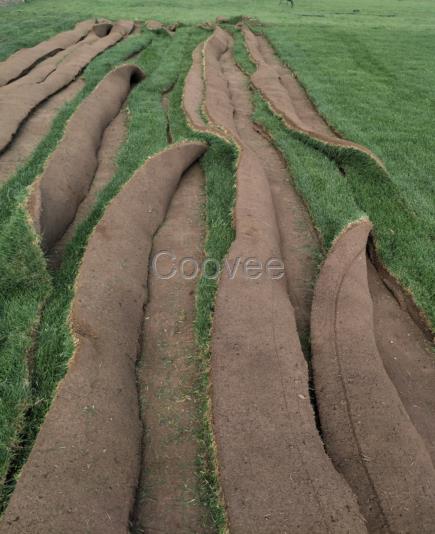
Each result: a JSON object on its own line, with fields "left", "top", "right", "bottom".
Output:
{"left": 0, "top": 0, "right": 434, "bottom": 530}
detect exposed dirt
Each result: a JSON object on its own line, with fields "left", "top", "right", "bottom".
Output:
{"left": 0, "top": 20, "right": 134, "bottom": 153}
{"left": 48, "top": 109, "right": 127, "bottom": 267}
{"left": 198, "top": 27, "right": 367, "bottom": 533}
{"left": 218, "top": 30, "right": 319, "bottom": 339}
{"left": 133, "top": 162, "right": 209, "bottom": 533}
{"left": 0, "top": 142, "right": 207, "bottom": 534}
{"left": 243, "top": 26, "right": 386, "bottom": 170}
{"left": 311, "top": 220, "right": 435, "bottom": 533}
{"left": 183, "top": 44, "right": 207, "bottom": 131}
{"left": 0, "top": 78, "right": 84, "bottom": 184}
{"left": 367, "top": 260, "right": 435, "bottom": 464}
{"left": 28, "top": 64, "right": 143, "bottom": 251}
{"left": 0, "top": 19, "right": 95, "bottom": 87}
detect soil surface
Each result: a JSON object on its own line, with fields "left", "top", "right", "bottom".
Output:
{"left": 218, "top": 31, "right": 319, "bottom": 339}
{"left": 0, "top": 78, "right": 84, "bottom": 184}
{"left": 133, "top": 163, "right": 208, "bottom": 533}
{"left": 367, "top": 261, "right": 435, "bottom": 463}
{"left": 0, "top": 142, "right": 207, "bottom": 534}
{"left": 0, "top": 19, "right": 95, "bottom": 87}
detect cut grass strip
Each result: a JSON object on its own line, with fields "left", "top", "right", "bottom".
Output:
{"left": 0, "top": 31, "right": 151, "bottom": 509}
{"left": 252, "top": 92, "right": 365, "bottom": 248}
{"left": 27, "top": 29, "right": 197, "bottom": 447}
{"left": 169, "top": 38, "right": 236, "bottom": 533}
{"left": 230, "top": 27, "right": 363, "bottom": 247}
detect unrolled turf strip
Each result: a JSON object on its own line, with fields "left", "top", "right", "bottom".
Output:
{"left": 199, "top": 27, "right": 367, "bottom": 533}
{"left": 242, "top": 26, "right": 385, "bottom": 171}
{"left": 0, "top": 141, "right": 207, "bottom": 534}
{"left": 27, "top": 63, "right": 144, "bottom": 251}
{"left": 311, "top": 220, "right": 435, "bottom": 533}
{"left": 0, "top": 19, "right": 96, "bottom": 87}
{"left": 0, "top": 20, "right": 134, "bottom": 153}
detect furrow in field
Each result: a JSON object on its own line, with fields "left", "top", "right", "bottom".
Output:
{"left": 242, "top": 26, "right": 385, "bottom": 171}
{"left": 311, "top": 220, "right": 435, "bottom": 533}
{"left": 27, "top": 63, "right": 144, "bottom": 252}
{"left": 194, "top": 27, "right": 367, "bottom": 533}
{"left": 0, "top": 19, "right": 96, "bottom": 87}
{"left": 0, "top": 20, "right": 135, "bottom": 153}
{"left": 0, "top": 141, "right": 207, "bottom": 534}
{"left": 133, "top": 161, "right": 209, "bottom": 533}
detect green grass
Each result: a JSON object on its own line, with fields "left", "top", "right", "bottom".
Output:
{"left": 261, "top": 21, "right": 435, "bottom": 225}
{"left": 0, "top": 31, "right": 150, "bottom": 502}
{"left": 2, "top": 0, "right": 435, "bottom": 38}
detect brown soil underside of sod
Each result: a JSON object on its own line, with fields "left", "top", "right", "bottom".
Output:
{"left": 200, "top": 27, "right": 366, "bottom": 533}
{"left": 0, "top": 20, "right": 134, "bottom": 153}
{"left": 28, "top": 64, "right": 143, "bottom": 251}
{"left": 367, "top": 262, "right": 435, "bottom": 464}
{"left": 49, "top": 108, "right": 127, "bottom": 267}
{"left": 0, "top": 19, "right": 96, "bottom": 87}
{"left": 133, "top": 163, "right": 209, "bottom": 533}
{"left": 0, "top": 142, "right": 207, "bottom": 534}
{"left": 311, "top": 221, "right": 435, "bottom": 533}
{"left": 218, "top": 30, "right": 319, "bottom": 339}
{"left": 243, "top": 26, "right": 385, "bottom": 170}
{"left": 0, "top": 78, "right": 84, "bottom": 184}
